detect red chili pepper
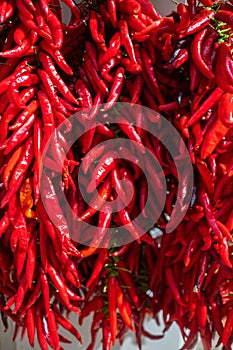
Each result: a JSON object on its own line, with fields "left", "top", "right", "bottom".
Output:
{"left": 122, "top": 58, "right": 142, "bottom": 76}
{"left": 14, "top": 24, "right": 28, "bottom": 44}
{"left": 116, "top": 200, "right": 142, "bottom": 243}
{"left": 79, "top": 176, "right": 112, "bottom": 221}
{"left": 21, "top": 279, "right": 41, "bottom": 316}
{"left": 104, "top": 67, "right": 124, "bottom": 110}
{"left": 39, "top": 52, "right": 78, "bottom": 105}
{"left": 200, "top": 93, "right": 233, "bottom": 159}
{"left": 40, "top": 40, "right": 73, "bottom": 75}
{"left": 41, "top": 174, "right": 81, "bottom": 257}
{"left": 177, "top": 3, "right": 190, "bottom": 34}
{"left": 191, "top": 29, "right": 215, "bottom": 79}
{"left": 199, "top": 0, "right": 213, "bottom": 5}
{"left": 164, "top": 48, "right": 189, "bottom": 69}
{"left": 1, "top": 137, "right": 34, "bottom": 208}
{"left": 116, "top": 282, "right": 135, "bottom": 331}
{"left": 198, "top": 185, "right": 223, "bottom": 241}
{"left": 102, "top": 319, "right": 112, "bottom": 350}
{"left": 189, "top": 60, "right": 202, "bottom": 92}
{"left": 117, "top": 0, "right": 141, "bottom": 15}
{"left": 47, "top": 263, "right": 71, "bottom": 309}
{"left": 13, "top": 273, "right": 27, "bottom": 314}
{"left": 184, "top": 9, "right": 215, "bottom": 36}
{"left": 26, "top": 306, "right": 35, "bottom": 347}
{"left": 9, "top": 99, "right": 39, "bottom": 131}
{"left": 133, "top": 18, "right": 174, "bottom": 41}
{"left": 46, "top": 9, "right": 63, "bottom": 49}
{"left": 75, "top": 79, "right": 92, "bottom": 109}
{"left": 2, "top": 86, "right": 37, "bottom": 140}
{"left": 8, "top": 73, "right": 38, "bottom": 109}
{"left": 33, "top": 118, "right": 42, "bottom": 205}
{"left": 85, "top": 248, "right": 108, "bottom": 288}
{"left": 216, "top": 57, "right": 233, "bottom": 93}
{"left": 89, "top": 10, "right": 105, "bottom": 44}
{"left": 124, "top": 14, "right": 146, "bottom": 31}
{"left": 141, "top": 47, "right": 158, "bottom": 88}
{"left": 0, "top": 61, "right": 32, "bottom": 96}
{"left": 196, "top": 159, "right": 214, "bottom": 196}
{"left": 101, "top": 57, "right": 118, "bottom": 83}
{"left": 211, "top": 302, "right": 223, "bottom": 341}
{"left": 107, "top": 0, "right": 117, "bottom": 28}
{"left": 47, "top": 308, "right": 60, "bottom": 349}
{"left": 165, "top": 267, "right": 185, "bottom": 306}
{"left": 53, "top": 304, "right": 82, "bottom": 343}
{"left": 125, "top": 77, "right": 142, "bottom": 104}
{"left": 0, "top": 37, "right": 33, "bottom": 58}
{"left": 0, "top": 0, "right": 7, "bottom": 23}
{"left": 37, "top": 90, "right": 55, "bottom": 149}
{"left": 38, "top": 69, "right": 68, "bottom": 115}
{"left": 119, "top": 20, "right": 137, "bottom": 63}
{"left": 79, "top": 296, "right": 104, "bottom": 326}
{"left": 85, "top": 41, "right": 99, "bottom": 72}
{"left": 36, "top": 309, "right": 49, "bottom": 350}
{"left": 99, "top": 32, "right": 121, "bottom": 66}
{"left": 25, "top": 232, "right": 37, "bottom": 289}
{"left": 202, "top": 28, "right": 217, "bottom": 70}
{"left": 187, "top": 87, "right": 224, "bottom": 126}
{"left": 86, "top": 311, "right": 105, "bottom": 350}
{"left": 3, "top": 112, "right": 36, "bottom": 155}
{"left": 108, "top": 276, "right": 117, "bottom": 344}
{"left": 84, "top": 53, "right": 109, "bottom": 95}
{"left": 60, "top": 251, "right": 80, "bottom": 287}
{"left": 86, "top": 150, "right": 119, "bottom": 193}
{"left": 82, "top": 143, "right": 110, "bottom": 175}
{"left": 222, "top": 307, "right": 233, "bottom": 345}
{"left": 0, "top": 212, "right": 10, "bottom": 239}
{"left": 3, "top": 145, "right": 23, "bottom": 190}
{"left": 86, "top": 89, "right": 105, "bottom": 120}
{"left": 218, "top": 43, "right": 233, "bottom": 85}
{"left": 184, "top": 237, "right": 200, "bottom": 267}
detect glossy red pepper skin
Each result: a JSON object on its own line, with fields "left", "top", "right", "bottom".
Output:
{"left": 53, "top": 305, "right": 82, "bottom": 343}
{"left": 165, "top": 267, "right": 185, "bottom": 307}
{"left": 184, "top": 9, "right": 215, "bottom": 36}
{"left": 99, "top": 32, "right": 121, "bottom": 66}
{"left": 102, "top": 319, "right": 112, "bottom": 350}
{"left": 8, "top": 74, "right": 39, "bottom": 109}
{"left": 116, "top": 282, "right": 135, "bottom": 331}
{"left": 191, "top": 29, "right": 215, "bottom": 79}
{"left": 26, "top": 232, "right": 38, "bottom": 289}
{"left": 119, "top": 20, "right": 137, "bottom": 63}
{"left": 104, "top": 67, "right": 124, "bottom": 110}
{"left": 89, "top": 10, "right": 105, "bottom": 44}
{"left": 222, "top": 307, "right": 233, "bottom": 345}
{"left": 187, "top": 87, "right": 224, "bottom": 126}
{"left": 79, "top": 176, "right": 112, "bottom": 221}
{"left": 200, "top": 93, "right": 233, "bottom": 159}
{"left": 38, "top": 69, "right": 68, "bottom": 115}
{"left": 1, "top": 137, "right": 34, "bottom": 209}
{"left": 108, "top": 276, "right": 117, "bottom": 344}
{"left": 47, "top": 263, "right": 71, "bottom": 310}
{"left": 87, "top": 151, "right": 119, "bottom": 193}
{"left": 26, "top": 306, "right": 36, "bottom": 346}
{"left": 39, "top": 52, "right": 78, "bottom": 105}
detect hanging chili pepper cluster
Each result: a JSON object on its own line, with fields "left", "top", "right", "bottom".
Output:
{"left": 0, "top": 0, "right": 233, "bottom": 349}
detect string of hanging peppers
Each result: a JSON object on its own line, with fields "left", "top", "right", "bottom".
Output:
{"left": 0, "top": 0, "right": 232, "bottom": 349}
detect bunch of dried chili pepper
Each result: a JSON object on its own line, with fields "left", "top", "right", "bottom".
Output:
{"left": 0, "top": 0, "right": 232, "bottom": 349}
